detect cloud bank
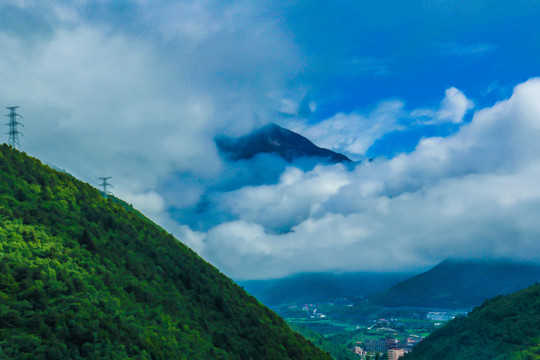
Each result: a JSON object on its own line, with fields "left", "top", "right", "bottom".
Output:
{"left": 193, "top": 79, "right": 540, "bottom": 278}
{"left": 0, "top": 1, "right": 300, "bottom": 217}
{"left": 2, "top": 2, "right": 540, "bottom": 280}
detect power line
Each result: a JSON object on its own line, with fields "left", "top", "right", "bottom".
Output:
{"left": 98, "top": 177, "right": 113, "bottom": 197}
{"left": 5, "top": 106, "right": 23, "bottom": 148}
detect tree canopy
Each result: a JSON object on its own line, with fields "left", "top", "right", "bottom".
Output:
{"left": 404, "top": 282, "right": 540, "bottom": 360}
{"left": 0, "top": 145, "right": 331, "bottom": 360}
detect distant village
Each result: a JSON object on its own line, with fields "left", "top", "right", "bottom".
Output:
{"left": 352, "top": 311, "right": 466, "bottom": 359}
{"left": 281, "top": 300, "right": 468, "bottom": 360}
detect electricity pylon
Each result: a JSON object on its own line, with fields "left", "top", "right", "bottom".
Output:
{"left": 6, "top": 106, "right": 23, "bottom": 148}
{"left": 98, "top": 177, "right": 113, "bottom": 197}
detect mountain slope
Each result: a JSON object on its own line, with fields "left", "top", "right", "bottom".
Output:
{"left": 215, "top": 123, "right": 351, "bottom": 163}
{"left": 289, "top": 324, "right": 359, "bottom": 360}
{"left": 404, "top": 283, "right": 540, "bottom": 360}
{"left": 0, "top": 145, "right": 330, "bottom": 360}
{"left": 370, "top": 259, "right": 540, "bottom": 309}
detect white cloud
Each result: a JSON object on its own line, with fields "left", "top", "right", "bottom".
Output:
{"left": 279, "top": 99, "right": 300, "bottom": 115}
{"left": 0, "top": 0, "right": 304, "bottom": 219}
{"left": 290, "top": 87, "right": 473, "bottom": 159}
{"left": 0, "top": 2, "right": 313, "bottom": 266}
{"left": 218, "top": 165, "right": 350, "bottom": 233}
{"left": 4, "top": 2, "right": 540, "bottom": 281}
{"left": 435, "top": 87, "right": 474, "bottom": 123}
{"left": 291, "top": 100, "right": 405, "bottom": 157}
{"left": 176, "top": 225, "right": 207, "bottom": 254}
{"left": 411, "top": 87, "right": 474, "bottom": 124}
{"left": 118, "top": 190, "right": 167, "bottom": 217}
{"left": 0, "top": 26, "right": 223, "bottom": 194}
{"left": 197, "top": 78, "right": 540, "bottom": 279}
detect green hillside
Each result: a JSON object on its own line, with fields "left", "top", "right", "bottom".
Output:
{"left": 288, "top": 324, "right": 359, "bottom": 360}
{"left": 404, "top": 283, "right": 540, "bottom": 360}
{"left": 0, "top": 145, "right": 331, "bottom": 360}
{"left": 370, "top": 259, "right": 540, "bottom": 309}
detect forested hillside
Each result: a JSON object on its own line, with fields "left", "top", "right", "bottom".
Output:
{"left": 371, "top": 259, "right": 540, "bottom": 309}
{"left": 404, "top": 283, "right": 540, "bottom": 360}
{"left": 0, "top": 145, "right": 331, "bottom": 360}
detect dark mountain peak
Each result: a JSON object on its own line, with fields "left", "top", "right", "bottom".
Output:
{"left": 216, "top": 122, "right": 352, "bottom": 163}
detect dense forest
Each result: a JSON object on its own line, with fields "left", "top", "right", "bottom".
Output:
{"left": 0, "top": 145, "right": 331, "bottom": 360}
{"left": 288, "top": 324, "right": 359, "bottom": 360}
{"left": 404, "top": 283, "right": 540, "bottom": 359}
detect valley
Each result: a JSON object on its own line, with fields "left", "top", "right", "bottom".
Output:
{"left": 273, "top": 298, "right": 463, "bottom": 359}
{"left": 242, "top": 259, "right": 540, "bottom": 359}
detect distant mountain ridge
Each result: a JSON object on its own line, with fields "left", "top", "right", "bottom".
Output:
{"left": 370, "top": 259, "right": 540, "bottom": 309}
{"left": 241, "top": 259, "right": 540, "bottom": 310}
{"left": 215, "top": 123, "right": 351, "bottom": 163}
{"left": 239, "top": 272, "right": 413, "bottom": 306}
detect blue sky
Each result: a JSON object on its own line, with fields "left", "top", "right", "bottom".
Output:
{"left": 277, "top": 0, "right": 539, "bottom": 157}
{"left": 1, "top": 1, "right": 540, "bottom": 279}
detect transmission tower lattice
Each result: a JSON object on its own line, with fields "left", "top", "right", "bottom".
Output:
{"left": 98, "top": 177, "right": 113, "bottom": 197}
{"left": 5, "top": 106, "right": 23, "bottom": 148}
